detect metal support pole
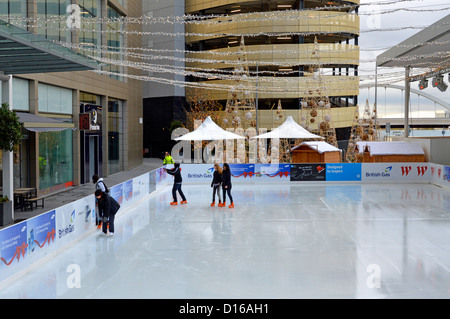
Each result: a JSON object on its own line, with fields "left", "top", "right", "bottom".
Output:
{"left": 404, "top": 66, "right": 410, "bottom": 137}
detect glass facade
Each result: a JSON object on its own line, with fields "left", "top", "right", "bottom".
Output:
{"left": 0, "top": 0, "right": 27, "bottom": 26}
{"left": 79, "top": 0, "right": 101, "bottom": 58}
{"left": 39, "top": 129, "right": 73, "bottom": 192}
{"left": 38, "top": 82, "right": 73, "bottom": 114}
{"left": 12, "top": 77, "right": 29, "bottom": 111}
{"left": 106, "top": 5, "right": 124, "bottom": 81}
{"left": 36, "top": 0, "right": 71, "bottom": 42}
{"left": 108, "top": 99, "right": 123, "bottom": 174}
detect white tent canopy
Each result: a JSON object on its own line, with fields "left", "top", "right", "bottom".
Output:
{"left": 174, "top": 116, "right": 245, "bottom": 141}
{"left": 252, "top": 116, "right": 324, "bottom": 139}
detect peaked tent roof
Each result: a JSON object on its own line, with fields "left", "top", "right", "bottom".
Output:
{"left": 174, "top": 116, "right": 246, "bottom": 141}
{"left": 252, "top": 116, "right": 324, "bottom": 139}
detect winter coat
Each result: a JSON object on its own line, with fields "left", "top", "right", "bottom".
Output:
{"left": 95, "top": 178, "right": 109, "bottom": 194}
{"left": 163, "top": 155, "right": 174, "bottom": 165}
{"left": 211, "top": 170, "right": 222, "bottom": 187}
{"left": 222, "top": 169, "right": 232, "bottom": 188}
{"left": 166, "top": 164, "right": 182, "bottom": 183}
{"left": 97, "top": 193, "right": 120, "bottom": 218}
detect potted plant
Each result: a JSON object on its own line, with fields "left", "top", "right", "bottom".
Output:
{"left": 0, "top": 102, "right": 23, "bottom": 226}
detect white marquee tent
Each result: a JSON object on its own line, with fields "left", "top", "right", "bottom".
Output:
{"left": 252, "top": 116, "right": 324, "bottom": 139}
{"left": 174, "top": 116, "right": 245, "bottom": 141}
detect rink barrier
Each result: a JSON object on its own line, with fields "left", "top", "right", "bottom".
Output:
{"left": 0, "top": 162, "right": 449, "bottom": 284}
{"left": 0, "top": 167, "right": 169, "bottom": 285}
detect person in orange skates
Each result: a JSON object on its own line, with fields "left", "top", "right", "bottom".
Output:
{"left": 219, "top": 163, "right": 234, "bottom": 208}
{"left": 211, "top": 163, "right": 223, "bottom": 206}
{"left": 164, "top": 162, "right": 187, "bottom": 205}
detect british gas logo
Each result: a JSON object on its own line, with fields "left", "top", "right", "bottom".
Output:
{"left": 206, "top": 167, "right": 214, "bottom": 174}
{"left": 365, "top": 166, "right": 391, "bottom": 178}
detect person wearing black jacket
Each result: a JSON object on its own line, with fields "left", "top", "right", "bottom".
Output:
{"left": 164, "top": 162, "right": 187, "bottom": 205}
{"left": 211, "top": 163, "right": 222, "bottom": 206}
{"left": 220, "top": 163, "right": 234, "bottom": 208}
{"left": 95, "top": 189, "right": 121, "bottom": 236}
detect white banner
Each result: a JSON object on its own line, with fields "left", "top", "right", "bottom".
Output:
{"left": 362, "top": 163, "right": 430, "bottom": 182}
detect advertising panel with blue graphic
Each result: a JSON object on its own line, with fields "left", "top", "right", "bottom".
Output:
{"left": 254, "top": 164, "right": 290, "bottom": 183}
{"left": 123, "top": 180, "right": 133, "bottom": 203}
{"left": 326, "top": 163, "right": 361, "bottom": 181}
{"left": 110, "top": 183, "right": 124, "bottom": 205}
{"left": 26, "top": 211, "right": 56, "bottom": 260}
{"left": 0, "top": 222, "right": 28, "bottom": 282}
{"left": 229, "top": 164, "right": 255, "bottom": 182}
{"left": 181, "top": 164, "right": 214, "bottom": 183}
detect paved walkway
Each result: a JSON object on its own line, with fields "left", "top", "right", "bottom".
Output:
{"left": 12, "top": 157, "right": 162, "bottom": 223}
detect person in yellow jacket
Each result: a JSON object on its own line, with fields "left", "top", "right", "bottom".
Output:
{"left": 163, "top": 151, "right": 174, "bottom": 165}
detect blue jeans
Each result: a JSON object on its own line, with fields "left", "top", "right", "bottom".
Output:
{"left": 172, "top": 183, "right": 186, "bottom": 202}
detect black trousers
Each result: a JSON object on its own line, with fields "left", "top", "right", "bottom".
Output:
{"left": 102, "top": 214, "right": 115, "bottom": 234}
{"left": 222, "top": 186, "right": 233, "bottom": 203}
{"left": 172, "top": 183, "right": 186, "bottom": 202}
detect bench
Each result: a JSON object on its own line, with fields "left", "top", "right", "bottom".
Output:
{"left": 24, "top": 197, "right": 44, "bottom": 211}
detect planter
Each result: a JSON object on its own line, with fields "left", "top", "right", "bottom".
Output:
{"left": 0, "top": 200, "right": 13, "bottom": 226}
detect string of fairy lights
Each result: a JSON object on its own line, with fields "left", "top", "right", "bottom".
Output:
{"left": 1, "top": 0, "right": 448, "bottom": 91}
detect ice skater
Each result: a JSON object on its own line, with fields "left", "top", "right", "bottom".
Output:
{"left": 211, "top": 163, "right": 223, "bottom": 206}
{"left": 220, "top": 163, "right": 234, "bottom": 208}
{"left": 95, "top": 189, "right": 120, "bottom": 236}
{"left": 164, "top": 162, "right": 187, "bottom": 205}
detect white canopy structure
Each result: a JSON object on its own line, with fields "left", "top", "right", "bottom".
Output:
{"left": 174, "top": 116, "right": 245, "bottom": 141}
{"left": 252, "top": 116, "right": 324, "bottom": 139}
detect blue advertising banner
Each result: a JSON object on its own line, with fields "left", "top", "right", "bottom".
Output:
{"left": 0, "top": 222, "right": 28, "bottom": 281}
{"left": 326, "top": 163, "right": 361, "bottom": 181}
{"left": 123, "top": 180, "right": 133, "bottom": 202}
{"left": 229, "top": 164, "right": 255, "bottom": 182}
{"left": 254, "top": 164, "right": 290, "bottom": 183}
{"left": 110, "top": 183, "right": 124, "bottom": 205}
{"left": 26, "top": 211, "right": 56, "bottom": 259}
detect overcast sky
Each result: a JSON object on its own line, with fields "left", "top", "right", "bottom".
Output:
{"left": 358, "top": 0, "right": 449, "bottom": 119}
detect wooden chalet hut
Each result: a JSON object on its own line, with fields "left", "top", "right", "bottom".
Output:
{"left": 355, "top": 141, "right": 425, "bottom": 163}
{"left": 291, "top": 141, "right": 341, "bottom": 163}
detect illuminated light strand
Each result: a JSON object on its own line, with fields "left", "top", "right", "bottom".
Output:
{"left": 58, "top": 40, "right": 450, "bottom": 70}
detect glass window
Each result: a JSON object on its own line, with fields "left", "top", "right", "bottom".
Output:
{"left": 0, "top": 0, "right": 27, "bottom": 27}
{"left": 39, "top": 129, "right": 73, "bottom": 191}
{"left": 78, "top": 0, "right": 101, "bottom": 58}
{"left": 38, "top": 83, "right": 73, "bottom": 114}
{"left": 36, "top": 0, "right": 71, "bottom": 42}
{"left": 105, "top": 5, "right": 124, "bottom": 81}
{"left": 12, "top": 77, "right": 29, "bottom": 111}
{"left": 108, "top": 99, "right": 123, "bottom": 174}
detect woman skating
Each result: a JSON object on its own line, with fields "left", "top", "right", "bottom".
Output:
{"left": 211, "top": 163, "right": 223, "bottom": 206}
{"left": 219, "top": 163, "right": 234, "bottom": 208}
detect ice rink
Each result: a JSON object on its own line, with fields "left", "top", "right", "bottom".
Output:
{"left": 1, "top": 182, "right": 450, "bottom": 299}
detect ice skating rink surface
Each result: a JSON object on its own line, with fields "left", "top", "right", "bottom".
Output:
{"left": 1, "top": 182, "right": 450, "bottom": 299}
